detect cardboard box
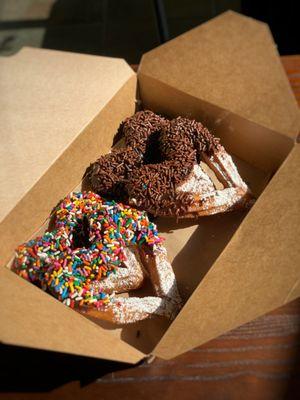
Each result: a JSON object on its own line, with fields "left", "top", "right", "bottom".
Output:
{"left": 0, "top": 11, "right": 299, "bottom": 364}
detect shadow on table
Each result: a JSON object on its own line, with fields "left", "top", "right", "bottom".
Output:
{"left": 0, "top": 343, "right": 139, "bottom": 392}
{"left": 41, "top": 0, "right": 159, "bottom": 64}
{"left": 283, "top": 303, "right": 300, "bottom": 399}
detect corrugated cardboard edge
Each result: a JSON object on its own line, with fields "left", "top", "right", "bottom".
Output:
{"left": 138, "top": 11, "right": 300, "bottom": 139}
{"left": 0, "top": 74, "right": 137, "bottom": 267}
{"left": 153, "top": 144, "right": 300, "bottom": 360}
{"left": 0, "top": 267, "right": 144, "bottom": 363}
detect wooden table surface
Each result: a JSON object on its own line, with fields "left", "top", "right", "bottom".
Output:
{"left": 1, "top": 56, "right": 300, "bottom": 400}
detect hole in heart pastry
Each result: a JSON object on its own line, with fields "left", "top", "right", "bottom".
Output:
{"left": 71, "top": 216, "right": 91, "bottom": 250}
{"left": 143, "top": 130, "right": 163, "bottom": 165}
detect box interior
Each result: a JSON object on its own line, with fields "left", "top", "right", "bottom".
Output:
{"left": 2, "top": 12, "right": 299, "bottom": 363}
{"left": 6, "top": 81, "right": 293, "bottom": 356}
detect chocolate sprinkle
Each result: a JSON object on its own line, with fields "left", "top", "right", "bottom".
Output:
{"left": 91, "top": 148, "right": 141, "bottom": 199}
{"left": 90, "top": 111, "right": 221, "bottom": 217}
{"left": 124, "top": 110, "right": 167, "bottom": 152}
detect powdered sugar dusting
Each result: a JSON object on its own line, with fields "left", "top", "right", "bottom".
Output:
{"left": 152, "top": 245, "right": 182, "bottom": 307}
{"left": 110, "top": 296, "right": 176, "bottom": 324}
{"left": 90, "top": 244, "right": 182, "bottom": 324}
{"left": 90, "top": 247, "right": 145, "bottom": 294}
{"left": 201, "top": 187, "right": 242, "bottom": 211}
{"left": 177, "top": 164, "right": 215, "bottom": 194}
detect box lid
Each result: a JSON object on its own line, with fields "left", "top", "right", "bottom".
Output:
{"left": 0, "top": 47, "right": 136, "bottom": 267}
{"left": 0, "top": 47, "right": 142, "bottom": 363}
{"left": 0, "top": 47, "right": 134, "bottom": 224}
{"left": 153, "top": 144, "right": 300, "bottom": 359}
{"left": 139, "top": 11, "right": 300, "bottom": 139}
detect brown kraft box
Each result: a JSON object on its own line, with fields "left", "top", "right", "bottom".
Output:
{"left": 0, "top": 11, "right": 299, "bottom": 363}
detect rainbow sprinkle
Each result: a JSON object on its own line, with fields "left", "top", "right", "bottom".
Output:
{"left": 13, "top": 191, "right": 163, "bottom": 309}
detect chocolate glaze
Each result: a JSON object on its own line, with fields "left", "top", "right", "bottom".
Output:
{"left": 90, "top": 111, "right": 220, "bottom": 216}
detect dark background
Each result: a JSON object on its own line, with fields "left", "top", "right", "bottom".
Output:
{"left": 0, "top": 0, "right": 299, "bottom": 62}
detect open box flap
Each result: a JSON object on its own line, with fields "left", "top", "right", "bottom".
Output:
{"left": 154, "top": 144, "right": 300, "bottom": 360}
{"left": 139, "top": 11, "right": 300, "bottom": 139}
{"left": 0, "top": 47, "right": 134, "bottom": 224}
{"left": 0, "top": 267, "right": 144, "bottom": 363}
{"left": 0, "top": 47, "right": 136, "bottom": 266}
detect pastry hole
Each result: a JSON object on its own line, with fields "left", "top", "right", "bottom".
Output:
{"left": 71, "top": 216, "right": 91, "bottom": 249}
{"left": 200, "top": 161, "right": 224, "bottom": 190}
{"left": 144, "top": 131, "right": 163, "bottom": 164}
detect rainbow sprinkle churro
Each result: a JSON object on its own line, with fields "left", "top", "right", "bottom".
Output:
{"left": 13, "top": 192, "right": 163, "bottom": 309}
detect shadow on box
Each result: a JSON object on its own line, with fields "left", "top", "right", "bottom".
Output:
{"left": 0, "top": 343, "right": 137, "bottom": 392}
{"left": 157, "top": 211, "right": 247, "bottom": 302}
